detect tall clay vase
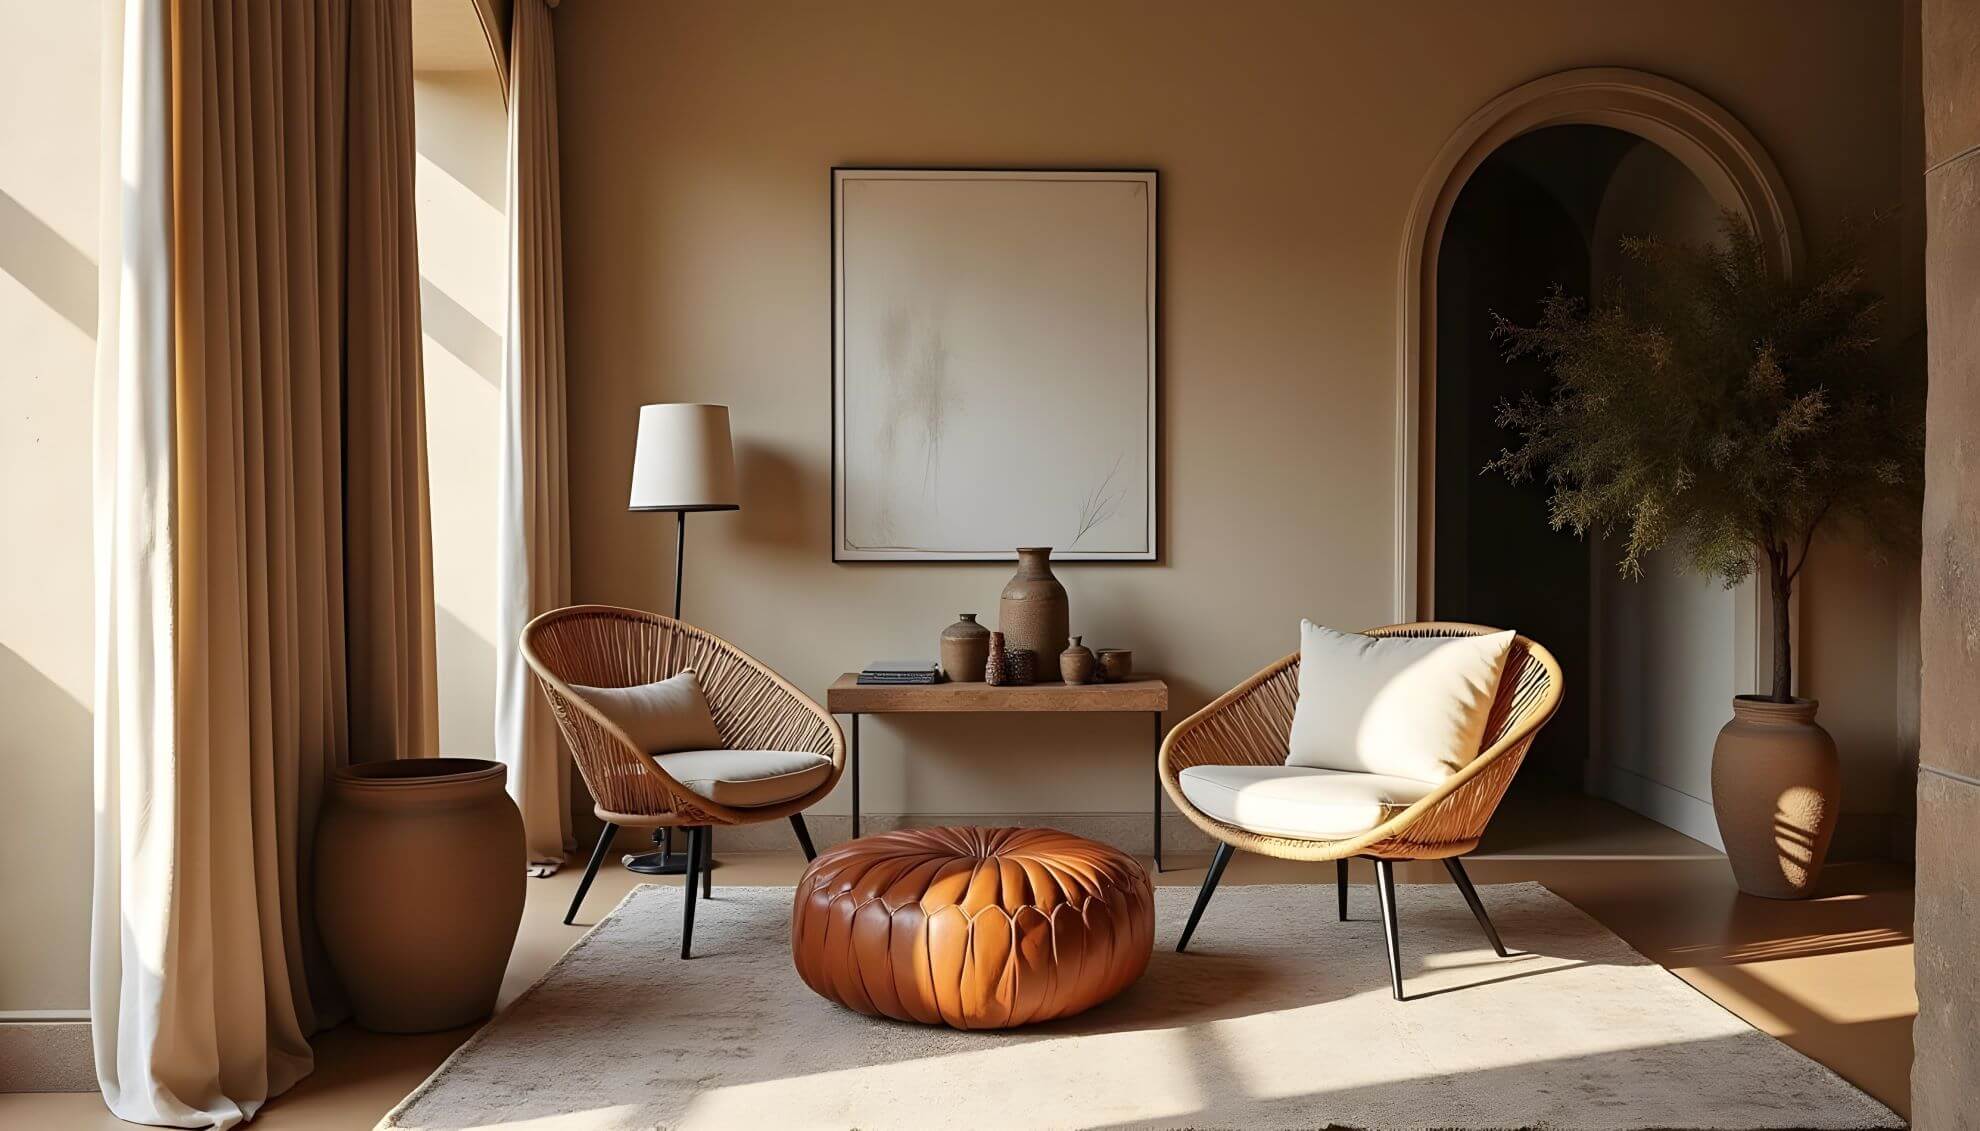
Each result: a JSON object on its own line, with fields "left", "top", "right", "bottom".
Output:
{"left": 316, "top": 758, "right": 525, "bottom": 1032}
{"left": 940, "top": 613, "right": 991, "bottom": 683}
{"left": 1710, "top": 697, "right": 1840, "bottom": 899}
{"left": 1000, "top": 547, "right": 1069, "bottom": 673}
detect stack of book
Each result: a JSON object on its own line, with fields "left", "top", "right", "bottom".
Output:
{"left": 856, "top": 660, "right": 942, "bottom": 686}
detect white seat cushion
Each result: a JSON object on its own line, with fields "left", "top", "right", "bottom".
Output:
{"left": 1287, "top": 621, "right": 1515, "bottom": 783}
{"left": 1177, "top": 764, "right": 1436, "bottom": 840}
{"left": 653, "top": 748, "right": 833, "bottom": 808}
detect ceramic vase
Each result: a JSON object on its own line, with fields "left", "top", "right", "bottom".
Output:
{"left": 1097, "top": 649, "right": 1134, "bottom": 683}
{"left": 1000, "top": 547, "right": 1069, "bottom": 668}
{"left": 1710, "top": 696, "right": 1840, "bottom": 899}
{"left": 941, "top": 613, "right": 991, "bottom": 683}
{"left": 316, "top": 758, "right": 525, "bottom": 1032}
{"left": 985, "top": 631, "right": 1008, "bottom": 686}
{"left": 1060, "top": 636, "right": 1096, "bottom": 684}
{"left": 1005, "top": 647, "right": 1038, "bottom": 685}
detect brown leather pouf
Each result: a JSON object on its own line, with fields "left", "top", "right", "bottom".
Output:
{"left": 791, "top": 827, "right": 1154, "bottom": 1029}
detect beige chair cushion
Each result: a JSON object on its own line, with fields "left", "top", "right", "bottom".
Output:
{"left": 654, "top": 748, "right": 833, "bottom": 808}
{"left": 1287, "top": 621, "right": 1515, "bottom": 783}
{"left": 571, "top": 669, "right": 723, "bottom": 755}
{"left": 1177, "top": 764, "right": 1436, "bottom": 840}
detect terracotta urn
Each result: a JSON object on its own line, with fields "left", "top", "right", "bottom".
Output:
{"left": 1710, "top": 696, "right": 1840, "bottom": 899}
{"left": 940, "top": 613, "right": 991, "bottom": 683}
{"left": 316, "top": 757, "right": 525, "bottom": 1032}
{"left": 1000, "top": 547, "right": 1069, "bottom": 668}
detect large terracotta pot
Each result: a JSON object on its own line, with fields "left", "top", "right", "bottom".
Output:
{"left": 316, "top": 757, "right": 524, "bottom": 1032}
{"left": 999, "top": 547, "right": 1069, "bottom": 671}
{"left": 1710, "top": 696, "right": 1840, "bottom": 899}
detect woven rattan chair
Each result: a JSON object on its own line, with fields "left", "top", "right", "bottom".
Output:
{"left": 1161, "top": 622, "right": 1562, "bottom": 999}
{"left": 522, "top": 605, "right": 845, "bottom": 956}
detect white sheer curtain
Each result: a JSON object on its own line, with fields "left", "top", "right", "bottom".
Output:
{"left": 92, "top": 0, "right": 438, "bottom": 1124}
{"left": 495, "top": 0, "right": 574, "bottom": 874}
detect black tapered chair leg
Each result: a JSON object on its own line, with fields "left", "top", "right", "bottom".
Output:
{"left": 565, "top": 822, "right": 619, "bottom": 925}
{"left": 680, "top": 826, "right": 704, "bottom": 958}
{"left": 1177, "top": 842, "right": 1235, "bottom": 952}
{"left": 1337, "top": 858, "right": 1350, "bottom": 921}
{"left": 790, "top": 813, "right": 818, "bottom": 861}
{"left": 1374, "top": 858, "right": 1405, "bottom": 1001}
{"left": 700, "top": 825, "right": 713, "bottom": 898}
{"left": 1443, "top": 856, "right": 1508, "bottom": 957}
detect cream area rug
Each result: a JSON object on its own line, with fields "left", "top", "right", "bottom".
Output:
{"left": 382, "top": 882, "right": 1901, "bottom": 1130}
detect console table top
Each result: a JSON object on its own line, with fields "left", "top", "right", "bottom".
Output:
{"left": 825, "top": 674, "right": 1169, "bottom": 714}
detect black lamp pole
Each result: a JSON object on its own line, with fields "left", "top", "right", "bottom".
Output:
{"left": 622, "top": 507, "right": 729, "bottom": 876}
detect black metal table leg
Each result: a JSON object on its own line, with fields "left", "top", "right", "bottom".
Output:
{"left": 851, "top": 713, "right": 861, "bottom": 840}
{"left": 1152, "top": 711, "right": 1164, "bottom": 872}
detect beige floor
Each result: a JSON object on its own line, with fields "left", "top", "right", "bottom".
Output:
{"left": 5, "top": 798, "right": 1915, "bottom": 1128}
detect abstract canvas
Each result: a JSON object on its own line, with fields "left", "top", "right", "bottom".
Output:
{"left": 833, "top": 169, "right": 1157, "bottom": 561}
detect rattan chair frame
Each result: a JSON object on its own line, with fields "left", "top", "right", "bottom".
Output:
{"left": 521, "top": 604, "right": 846, "bottom": 831}
{"left": 1159, "top": 622, "right": 1562, "bottom": 863}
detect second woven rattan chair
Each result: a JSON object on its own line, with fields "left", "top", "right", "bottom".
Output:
{"left": 1160, "top": 622, "right": 1562, "bottom": 1000}
{"left": 522, "top": 605, "right": 845, "bottom": 957}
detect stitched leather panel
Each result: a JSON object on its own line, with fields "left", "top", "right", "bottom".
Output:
{"left": 791, "top": 827, "right": 1155, "bottom": 1029}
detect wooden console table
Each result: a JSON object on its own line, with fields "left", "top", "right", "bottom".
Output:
{"left": 825, "top": 676, "right": 1173, "bottom": 871}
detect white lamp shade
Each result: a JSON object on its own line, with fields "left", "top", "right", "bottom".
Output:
{"left": 628, "top": 403, "right": 740, "bottom": 511}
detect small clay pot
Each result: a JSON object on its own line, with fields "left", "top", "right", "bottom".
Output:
{"left": 941, "top": 613, "right": 991, "bottom": 683}
{"left": 985, "top": 631, "right": 1008, "bottom": 686}
{"left": 1005, "top": 648, "right": 1038, "bottom": 685}
{"left": 1060, "top": 635, "right": 1097, "bottom": 684}
{"left": 1096, "top": 649, "right": 1133, "bottom": 683}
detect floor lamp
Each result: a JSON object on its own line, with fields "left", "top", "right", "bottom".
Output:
{"left": 623, "top": 402, "right": 740, "bottom": 875}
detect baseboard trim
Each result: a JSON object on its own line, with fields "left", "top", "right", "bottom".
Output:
{"left": 0, "top": 1019, "right": 97, "bottom": 1093}
{"left": 1588, "top": 764, "right": 1727, "bottom": 851}
{"left": 1592, "top": 765, "right": 1902, "bottom": 861}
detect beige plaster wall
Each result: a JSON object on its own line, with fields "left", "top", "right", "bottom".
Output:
{"left": 0, "top": 0, "right": 100, "bottom": 1015}
{"left": 552, "top": 1, "right": 1920, "bottom": 841}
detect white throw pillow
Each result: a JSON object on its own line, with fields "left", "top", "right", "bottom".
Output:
{"left": 1286, "top": 621, "right": 1515, "bottom": 783}
{"left": 570, "top": 669, "right": 724, "bottom": 755}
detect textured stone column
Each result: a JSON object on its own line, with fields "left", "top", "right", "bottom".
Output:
{"left": 1914, "top": 0, "right": 1980, "bottom": 1122}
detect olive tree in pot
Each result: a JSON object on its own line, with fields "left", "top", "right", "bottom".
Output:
{"left": 1488, "top": 216, "right": 1922, "bottom": 898}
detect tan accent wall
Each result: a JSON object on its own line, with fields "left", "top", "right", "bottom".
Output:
{"left": 553, "top": 1, "right": 1920, "bottom": 838}
{"left": 1913, "top": 0, "right": 1980, "bottom": 1119}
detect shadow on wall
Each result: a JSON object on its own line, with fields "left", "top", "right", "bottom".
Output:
{"left": 0, "top": 643, "right": 93, "bottom": 1009}
{"left": 420, "top": 275, "right": 502, "bottom": 384}
{"left": 0, "top": 187, "right": 97, "bottom": 336}
{"left": 733, "top": 439, "right": 819, "bottom": 554}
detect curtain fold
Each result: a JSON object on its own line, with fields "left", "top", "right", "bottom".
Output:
{"left": 495, "top": 0, "right": 574, "bottom": 872}
{"left": 92, "top": 0, "right": 437, "bottom": 1125}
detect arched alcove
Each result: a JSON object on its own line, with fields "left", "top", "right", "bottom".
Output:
{"left": 1394, "top": 69, "right": 1806, "bottom": 833}
{"left": 1393, "top": 67, "right": 1802, "bottom": 625}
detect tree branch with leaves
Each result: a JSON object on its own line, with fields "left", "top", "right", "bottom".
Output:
{"left": 1486, "top": 213, "right": 1923, "bottom": 703}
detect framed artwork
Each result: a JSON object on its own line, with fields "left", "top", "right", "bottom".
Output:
{"left": 832, "top": 168, "right": 1158, "bottom": 561}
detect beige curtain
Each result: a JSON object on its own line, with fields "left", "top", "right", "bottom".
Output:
{"left": 495, "top": 0, "right": 574, "bottom": 873}
{"left": 93, "top": 0, "right": 438, "bottom": 1125}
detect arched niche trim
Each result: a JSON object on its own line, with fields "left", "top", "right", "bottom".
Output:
{"left": 1392, "top": 67, "right": 1803, "bottom": 638}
